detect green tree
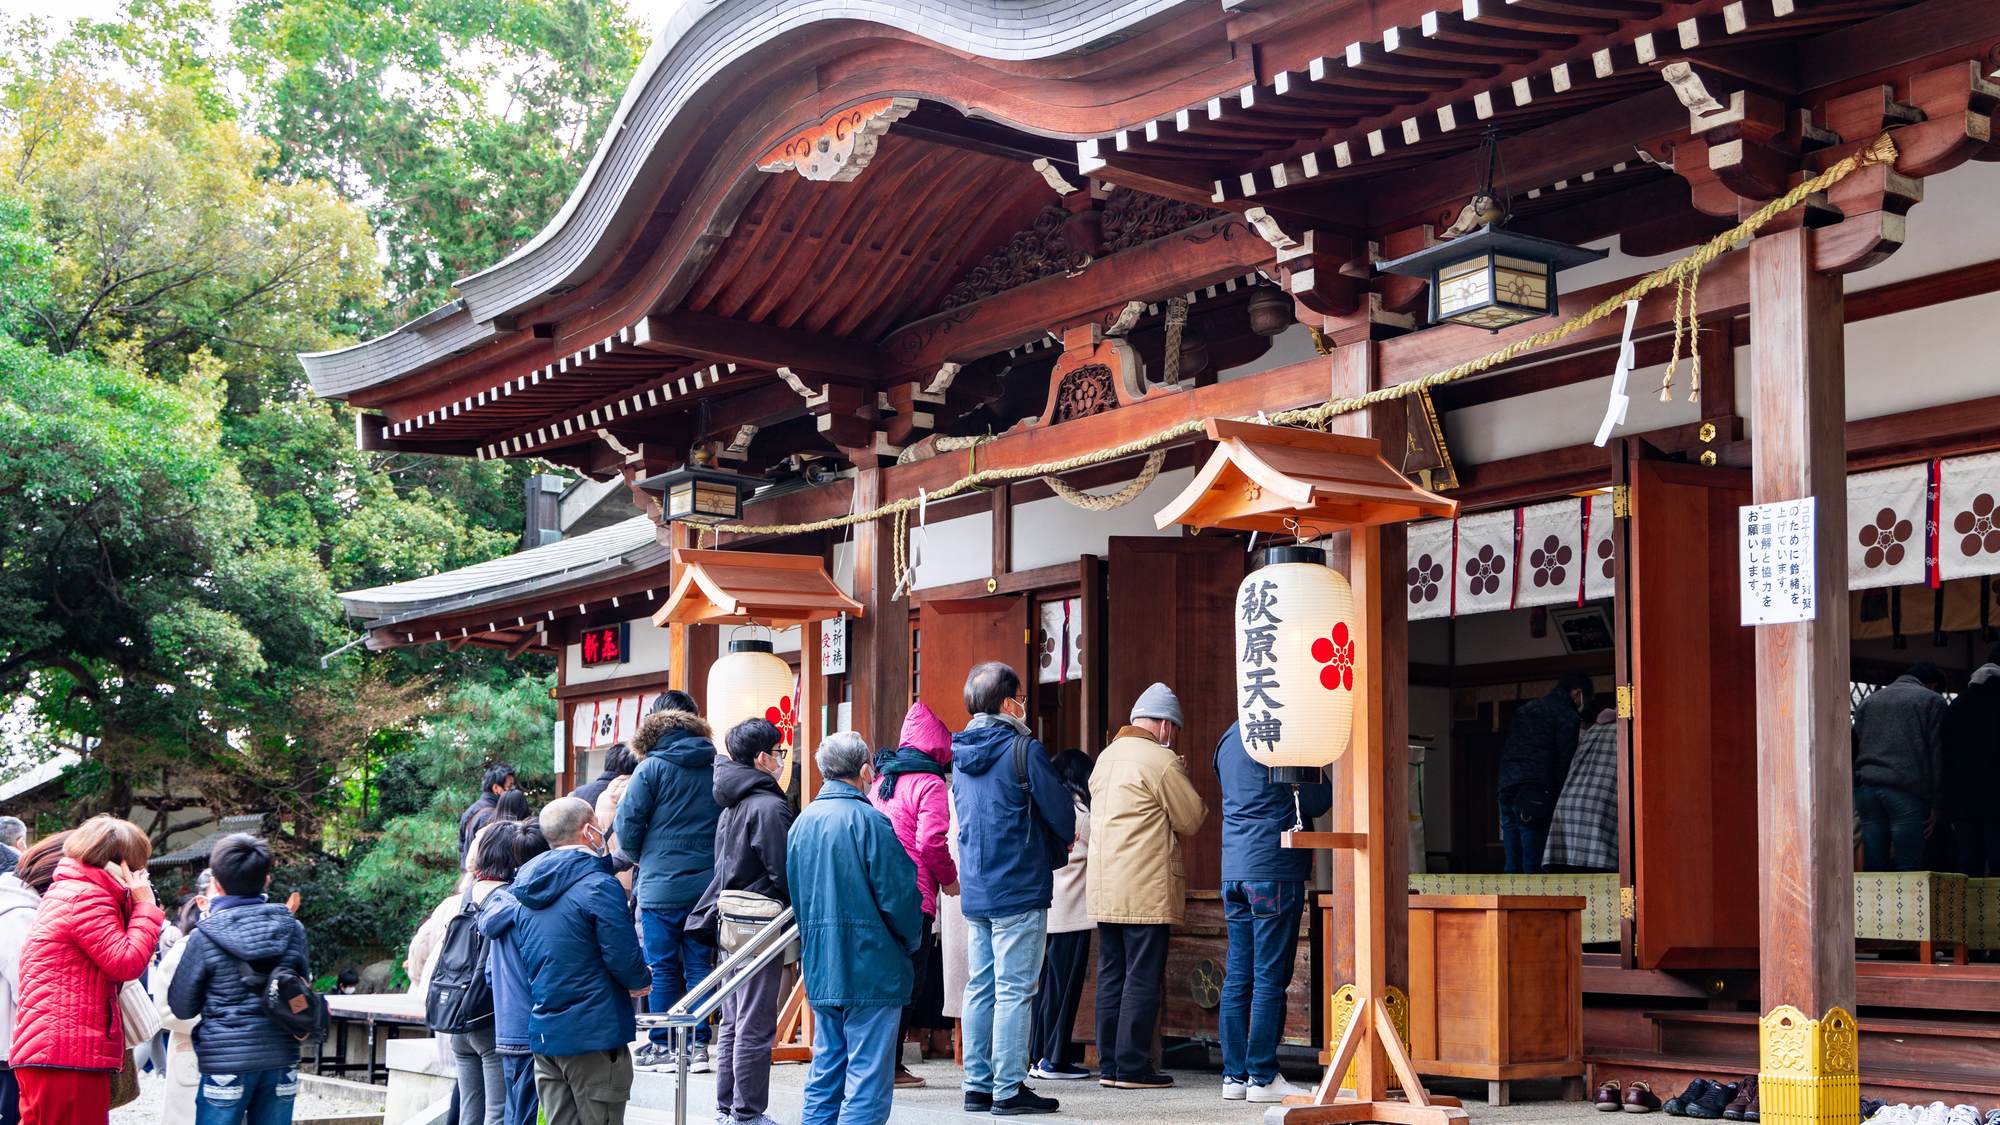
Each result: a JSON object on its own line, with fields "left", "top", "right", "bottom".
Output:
{"left": 231, "top": 0, "right": 645, "bottom": 316}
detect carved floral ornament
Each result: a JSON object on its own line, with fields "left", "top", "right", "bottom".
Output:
{"left": 755, "top": 97, "right": 918, "bottom": 182}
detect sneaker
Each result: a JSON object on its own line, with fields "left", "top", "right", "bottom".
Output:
{"left": 1917, "top": 1103, "right": 1951, "bottom": 1125}
{"left": 895, "top": 1066, "right": 927, "bottom": 1089}
{"left": 1109, "top": 1072, "right": 1175, "bottom": 1090}
{"left": 714, "top": 1113, "right": 730, "bottom": 1125}
{"left": 1222, "top": 1079, "right": 1248, "bottom": 1102}
{"left": 965, "top": 1091, "right": 993, "bottom": 1112}
{"left": 1248, "top": 1076, "right": 1302, "bottom": 1103}
{"left": 1869, "top": 1107, "right": 1917, "bottom": 1125}
{"left": 991, "top": 1087, "right": 1060, "bottom": 1116}
{"left": 1029, "top": 1060, "right": 1090, "bottom": 1081}
{"left": 1665, "top": 1081, "right": 1715, "bottom": 1117}
{"left": 688, "top": 1045, "right": 713, "bottom": 1074}
{"left": 1983, "top": 1110, "right": 2000, "bottom": 1125}
{"left": 1686, "top": 1082, "right": 1739, "bottom": 1120}
{"left": 633, "top": 1044, "right": 674, "bottom": 1070}
{"left": 739, "top": 1117, "right": 785, "bottom": 1125}
{"left": 1947, "top": 1106, "right": 1981, "bottom": 1125}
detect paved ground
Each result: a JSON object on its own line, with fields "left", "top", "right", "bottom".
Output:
{"left": 631, "top": 1051, "right": 1605, "bottom": 1125}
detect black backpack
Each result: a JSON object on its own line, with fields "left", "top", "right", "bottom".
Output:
{"left": 424, "top": 893, "right": 494, "bottom": 1034}
{"left": 198, "top": 915, "right": 327, "bottom": 1043}
{"left": 1011, "top": 734, "right": 1069, "bottom": 872}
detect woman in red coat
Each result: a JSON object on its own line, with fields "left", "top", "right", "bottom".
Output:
{"left": 11, "top": 817, "right": 164, "bottom": 1125}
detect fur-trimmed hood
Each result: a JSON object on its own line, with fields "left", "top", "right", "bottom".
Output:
{"left": 631, "top": 708, "right": 712, "bottom": 757}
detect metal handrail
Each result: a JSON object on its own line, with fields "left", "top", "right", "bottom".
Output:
{"left": 635, "top": 907, "right": 798, "bottom": 1125}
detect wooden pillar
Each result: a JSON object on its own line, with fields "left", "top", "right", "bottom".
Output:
{"left": 665, "top": 522, "right": 694, "bottom": 693}
{"left": 1748, "top": 227, "right": 1858, "bottom": 1125}
{"left": 849, "top": 468, "right": 911, "bottom": 746}
{"left": 1323, "top": 340, "right": 1412, "bottom": 1080}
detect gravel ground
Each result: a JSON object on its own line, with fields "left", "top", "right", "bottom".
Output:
{"left": 111, "top": 1072, "right": 384, "bottom": 1125}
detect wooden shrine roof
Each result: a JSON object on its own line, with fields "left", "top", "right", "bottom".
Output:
{"left": 656, "top": 548, "right": 863, "bottom": 628}
{"left": 1156, "top": 420, "right": 1459, "bottom": 533}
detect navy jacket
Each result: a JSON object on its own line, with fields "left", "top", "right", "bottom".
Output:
{"left": 475, "top": 885, "right": 533, "bottom": 1054}
{"left": 787, "top": 781, "right": 921, "bottom": 1009}
{"left": 951, "top": 716, "right": 1076, "bottom": 921}
{"left": 459, "top": 793, "right": 498, "bottom": 861}
{"left": 1215, "top": 722, "right": 1333, "bottom": 883}
{"left": 510, "top": 847, "right": 649, "bottom": 1055}
{"left": 168, "top": 897, "right": 312, "bottom": 1074}
{"left": 1497, "top": 688, "right": 1582, "bottom": 804}
{"left": 615, "top": 711, "right": 721, "bottom": 910}
{"left": 1853, "top": 674, "right": 1949, "bottom": 803}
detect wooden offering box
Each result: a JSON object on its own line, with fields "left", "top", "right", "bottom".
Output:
{"left": 1407, "top": 894, "right": 1586, "bottom": 1105}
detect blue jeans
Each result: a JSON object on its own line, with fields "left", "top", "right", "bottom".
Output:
{"left": 1856, "top": 783, "right": 1928, "bottom": 872}
{"left": 800, "top": 1004, "right": 900, "bottom": 1125}
{"left": 498, "top": 1053, "right": 537, "bottom": 1125}
{"left": 1499, "top": 796, "right": 1548, "bottom": 874}
{"left": 194, "top": 1066, "right": 298, "bottom": 1125}
{"left": 962, "top": 909, "right": 1046, "bottom": 1101}
{"left": 641, "top": 905, "right": 712, "bottom": 1046}
{"left": 1220, "top": 880, "right": 1304, "bottom": 1085}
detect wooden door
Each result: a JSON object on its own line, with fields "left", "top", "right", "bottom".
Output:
{"left": 1625, "top": 457, "right": 1760, "bottom": 969}
{"left": 1106, "top": 535, "right": 1248, "bottom": 892}
{"left": 916, "top": 596, "right": 1029, "bottom": 731}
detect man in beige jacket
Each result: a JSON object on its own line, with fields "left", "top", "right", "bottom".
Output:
{"left": 1086, "top": 683, "right": 1208, "bottom": 1090}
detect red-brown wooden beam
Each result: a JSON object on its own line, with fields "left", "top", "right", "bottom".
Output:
{"left": 1748, "top": 228, "right": 1854, "bottom": 1027}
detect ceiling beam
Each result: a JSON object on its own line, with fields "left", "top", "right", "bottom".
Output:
{"left": 633, "top": 310, "right": 884, "bottom": 381}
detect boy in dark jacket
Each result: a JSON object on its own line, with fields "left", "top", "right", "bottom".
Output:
{"left": 169, "top": 833, "right": 313, "bottom": 1125}
{"left": 1496, "top": 673, "right": 1590, "bottom": 873}
{"left": 514, "top": 798, "right": 649, "bottom": 1125}
{"left": 615, "top": 703, "right": 721, "bottom": 1071}
{"left": 689, "top": 719, "right": 793, "bottom": 1125}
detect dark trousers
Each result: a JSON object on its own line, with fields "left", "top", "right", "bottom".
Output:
{"left": 1856, "top": 783, "right": 1928, "bottom": 872}
{"left": 895, "top": 915, "right": 936, "bottom": 1061}
{"left": 641, "top": 906, "right": 712, "bottom": 1046}
{"left": 1031, "top": 930, "right": 1091, "bottom": 1069}
{"left": 1498, "top": 797, "right": 1548, "bottom": 874}
{"left": 1094, "top": 922, "right": 1169, "bottom": 1081}
{"left": 1, "top": 1063, "right": 18, "bottom": 1125}
{"left": 715, "top": 959, "right": 785, "bottom": 1122}
{"left": 498, "top": 1054, "right": 537, "bottom": 1125}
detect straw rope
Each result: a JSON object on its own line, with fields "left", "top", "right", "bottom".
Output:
{"left": 1044, "top": 448, "right": 1167, "bottom": 511}
{"left": 711, "top": 133, "right": 1898, "bottom": 541}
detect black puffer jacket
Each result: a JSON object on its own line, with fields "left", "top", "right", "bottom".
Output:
{"left": 687, "top": 759, "right": 794, "bottom": 943}
{"left": 168, "top": 899, "right": 312, "bottom": 1073}
{"left": 1498, "top": 688, "right": 1582, "bottom": 809}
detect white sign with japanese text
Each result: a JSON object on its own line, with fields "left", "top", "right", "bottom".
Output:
{"left": 1740, "top": 497, "right": 1817, "bottom": 625}
{"left": 819, "top": 613, "right": 848, "bottom": 676}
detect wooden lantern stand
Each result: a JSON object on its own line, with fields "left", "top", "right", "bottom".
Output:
{"left": 654, "top": 545, "right": 864, "bottom": 1065}
{"left": 1155, "top": 422, "right": 1465, "bottom": 1125}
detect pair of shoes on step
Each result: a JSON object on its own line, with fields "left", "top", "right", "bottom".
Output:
{"left": 1596, "top": 1081, "right": 1662, "bottom": 1114}
{"left": 1662, "top": 1077, "right": 1753, "bottom": 1120}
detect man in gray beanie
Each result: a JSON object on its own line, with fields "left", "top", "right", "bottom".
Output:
{"left": 1084, "top": 683, "right": 1207, "bottom": 1089}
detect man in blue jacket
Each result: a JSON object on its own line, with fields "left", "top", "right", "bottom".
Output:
{"left": 514, "top": 798, "right": 650, "bottom": 1125}
{"left": 615, "top": 695, "right": 721, "bottom": 1071}
{"left": 951, "top": 662, "right": 1076, "bottom": 1117}
{"left": 169, "top": 833, "right": 314, "bottom": 1125}
{"left": 1214, "top": 722, "right": 1332, "bottom": 1103}
{"left": 789, "top": 731, "right": 921, "bottom": 1125}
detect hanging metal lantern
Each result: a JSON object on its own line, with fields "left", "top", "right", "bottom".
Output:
{"left": 1234, "top": 546, "right": 1357, "bottom": 774}
{"left": 707, "top": 637, "right": 797, "bottom": 749}
{"left": 1246, "top": 287, "right": 1295, "bottom": 337}
{"left": 635, "top": 449, "right": 759, "bottom": 525}
{"left": 1374, "top": 225, "right": 1607, "bottom": 333}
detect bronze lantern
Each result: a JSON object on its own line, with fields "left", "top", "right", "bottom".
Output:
{"left": 1374, "top": 225, "right": 1607, "bottom": 333}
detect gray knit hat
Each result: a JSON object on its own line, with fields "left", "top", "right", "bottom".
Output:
{"left": 1130, "top": 682, "right": 1183, "bottom": 727}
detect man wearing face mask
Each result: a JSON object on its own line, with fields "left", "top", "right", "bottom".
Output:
{"left": 510, "top": 798, "right": 650, "bottom": 1125}
{"left": 951, "top": 663, "right": 1077, "bottom": 1117}
{"left": 1087, "top": 684, "right": 1207, "bottom": 1090}
{"left": 1496, "top": 671, "right": 1593, "bottom": 874}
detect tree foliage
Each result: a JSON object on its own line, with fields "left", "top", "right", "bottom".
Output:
{"left": 0, "top": 0, "right": 642, "bottom": 967}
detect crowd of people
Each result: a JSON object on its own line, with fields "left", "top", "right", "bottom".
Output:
{"left": 406, "top": 657, "right": 1337, "bottom": 1125}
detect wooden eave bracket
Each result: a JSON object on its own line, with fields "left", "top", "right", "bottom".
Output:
{"left": 1154, "top": 419, "right": 1458, "bottom": 533}
{"left": 655, "top": 548, "right": 862, "bottom": 628}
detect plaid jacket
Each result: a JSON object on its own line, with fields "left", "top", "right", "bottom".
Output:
{"left": 1542, "top": 720, "right": 1619, "bottom": 871}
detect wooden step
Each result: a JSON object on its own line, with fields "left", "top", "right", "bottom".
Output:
{"left": 1586, "top": 1049, "right": 2000, "bottom": 1104}
{"left": 1639, "top": 1009, "right": 2000, "bottom": 1073}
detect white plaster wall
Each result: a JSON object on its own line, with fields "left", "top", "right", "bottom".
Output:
{"left": 1215, "top": 319, "right": 1323, "bottom": 384}
{"left": 562, "top": 615, "right": 670, "bottom": 685}
{"left": 1009, "top": 465, "right": 1195, "bottom": 571}
{"left": 911, "top": 510, "right": 992, "bottom": 590}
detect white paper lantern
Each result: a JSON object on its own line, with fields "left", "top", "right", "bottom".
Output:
{"left": 708, "top": 639, "right": 798, "bottom": 749}
{"left": 1235, "top": 546, "right": 1357, "bottom": 770}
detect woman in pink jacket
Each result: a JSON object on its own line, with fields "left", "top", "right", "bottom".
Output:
{"left": 870, "top": 701, "right": 959, "bottom": 1088}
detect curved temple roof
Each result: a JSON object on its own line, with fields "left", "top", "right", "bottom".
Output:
{"left": 299, "top": 0, "right": 1194, "bottom": 400}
